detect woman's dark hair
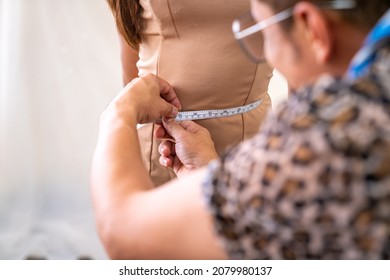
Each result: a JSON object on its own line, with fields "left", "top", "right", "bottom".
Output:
{"left": 106, "top": 0, "right": 144, "bottom": 50}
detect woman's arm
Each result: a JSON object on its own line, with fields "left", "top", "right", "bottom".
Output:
{"left": 119, "top": 35, "right": 139, "bottom": 85}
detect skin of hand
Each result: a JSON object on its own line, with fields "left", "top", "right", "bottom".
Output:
{"left": 104, "top": 74, "right": 182, "bottom": 127}
{"left": 155, "top": 119, "right": 219, "bottom": 177}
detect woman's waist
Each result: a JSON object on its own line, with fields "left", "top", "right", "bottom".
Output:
{"left": 175, "top": 93, "right": 271, "bottom": 122}
{"left": 173, "top": 84, "right": 269, "bottom": 111}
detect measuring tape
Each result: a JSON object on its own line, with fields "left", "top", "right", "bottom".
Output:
{"left": 174, "top": 98, "right": 263, "bottom": 121}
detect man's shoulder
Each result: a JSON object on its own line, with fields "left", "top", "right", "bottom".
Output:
{"left": 269, "top": 67, "right": 390, "bottom": 159}
{"left": 278, "top": 67, "right": 390, "bottom": 123}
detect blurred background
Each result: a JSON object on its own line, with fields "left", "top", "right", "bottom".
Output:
{"left": 0, "top": 0, "right": 287, "bottom": 259}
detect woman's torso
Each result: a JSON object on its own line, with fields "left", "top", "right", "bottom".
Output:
{"left": 137, "top": 0, "right": 273, "bottom": 185}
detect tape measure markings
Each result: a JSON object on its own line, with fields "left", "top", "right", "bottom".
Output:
{"left": 175, "top": 99, "right": 263, "bottom": 121}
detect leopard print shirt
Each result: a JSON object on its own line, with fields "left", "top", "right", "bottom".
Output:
{"left": 203, "top": 46, "right": 390, "bottom": 259}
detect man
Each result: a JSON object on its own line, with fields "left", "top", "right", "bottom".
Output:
{"left": 91, "top": 0, "right": 390, "bottom": 259}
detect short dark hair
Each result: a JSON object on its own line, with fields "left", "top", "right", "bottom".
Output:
{"left": 258, "top": 0, "right": 390, "bottom": 30}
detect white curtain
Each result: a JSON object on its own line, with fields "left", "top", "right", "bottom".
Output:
{"left": 0, "top": 0, "right": 122, "bottom": 259}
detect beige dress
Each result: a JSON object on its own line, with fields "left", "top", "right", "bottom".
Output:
{"left": 137, "top": 0, "right": 273, "bottom": 186}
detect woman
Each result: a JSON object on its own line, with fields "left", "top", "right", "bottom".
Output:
{"left": 107, "top": 0, "right": 273, "bottom": 185}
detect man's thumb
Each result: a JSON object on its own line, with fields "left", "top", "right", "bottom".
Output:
{"left": 162, "top": 103, "right": 179, "bottom": 118}
{"left": 162, "top": 117, "right": 185, "bottom": 139}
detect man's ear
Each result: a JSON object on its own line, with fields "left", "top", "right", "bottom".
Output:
{"left": 293, "top": 2, "right": 333, "bottom": 64}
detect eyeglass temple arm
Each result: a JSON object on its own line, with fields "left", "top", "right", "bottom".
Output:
{"left": 233, "top": 0, "right": 356, "bottom": 40}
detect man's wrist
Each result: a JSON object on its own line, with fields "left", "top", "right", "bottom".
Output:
{"left": 100, "top": 104, "right": 138, "bottom": 131}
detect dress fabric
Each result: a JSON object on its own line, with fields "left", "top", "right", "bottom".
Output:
{"left": 203, "top": 43, "right": 390, "bottom": 259}
{"left": 137, "top": 0, "right": 273, "bottom": 186}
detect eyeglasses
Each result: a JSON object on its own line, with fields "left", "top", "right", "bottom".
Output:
{"left": 232, "top": 0, "right": 356, "bottom": 63}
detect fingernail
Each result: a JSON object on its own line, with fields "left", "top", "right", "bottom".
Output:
{"left": 172, "top": 107, "right": 178, "bottom": 116}
{"left": 163, "top": 117, "right": 174, "bottom": 123}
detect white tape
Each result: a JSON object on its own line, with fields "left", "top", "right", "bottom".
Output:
{"left": 175, "top": 99, "right": 263, "bottom": 121}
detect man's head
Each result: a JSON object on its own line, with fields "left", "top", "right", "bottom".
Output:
{"left": 255, "top": 0, "right": 389, "bottom": 29}
{"left": 245, "top": 0, "right": 389, "bottom": 89}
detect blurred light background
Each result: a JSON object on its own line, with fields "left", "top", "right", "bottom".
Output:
{"left": 0, "top": 0, "right": 287, "bottom": 259}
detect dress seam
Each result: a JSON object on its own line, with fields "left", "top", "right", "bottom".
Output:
{"left": 241, "top": 64, "right": 259, "bottom": 140}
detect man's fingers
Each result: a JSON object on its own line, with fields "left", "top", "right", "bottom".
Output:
{"left": 159, "top": 156, "right": 173, "bottom": 168}
{"left": 162, "top": 118, "right": 186, "bottom": 138}
{"left": 158, "top": 141, "right": 174, "bottom": 157}
{"left": 154, "top": 75, "right": 182, "bottom": 110}
{"left": 178, "top": 120, "right": 204, "bottom": 133}
{"left": 162, "top": 103, "right": 179, "bottom": 118}
{"left": 139, "top": 74, "right": 181, "bottom": 119}
{"left": 154, "top": 125, "right": 169, "bottom": 139}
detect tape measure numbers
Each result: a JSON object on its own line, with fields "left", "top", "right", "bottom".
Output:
{"left": 174, "top": 99, "right": 263, "bottom": 121}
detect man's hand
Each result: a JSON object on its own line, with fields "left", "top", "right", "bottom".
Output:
{"left": 103, "top": 74, "right": 181, "bottom": 127}
{"left": 91, "top": 73, "right": 226, "bottom": 259}
{"left": 155, "top": 118, "right": 218, "bottom": 177}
